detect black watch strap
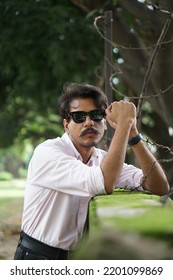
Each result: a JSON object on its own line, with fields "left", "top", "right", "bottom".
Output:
{"left": 128, "top": 134, "right": 143, "bottom": 146}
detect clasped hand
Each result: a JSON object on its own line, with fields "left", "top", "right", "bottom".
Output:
{"left": 105, "top": 100, "right": 137, "bottom": 130}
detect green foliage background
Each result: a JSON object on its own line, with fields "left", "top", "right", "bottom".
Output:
{"left": 0, "top": 0, "right": 104, "bottom": 147}
{"left": 1, "top": 0, "right": 173, "bottom": 184}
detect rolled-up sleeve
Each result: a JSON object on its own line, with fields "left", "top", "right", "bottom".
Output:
{"left": 27, "top": 144, "right": 106, "bottom": 197}
{"left": 115, "top": 163, "right": 143, "bottom": 189}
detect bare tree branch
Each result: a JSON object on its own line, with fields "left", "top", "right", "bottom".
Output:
{"left": 110, "top": 79, "right": 173, "bottom": 100}
{"left": 145, "top": 0, "right": 173, "bottom": 17}
{"left": 136, "top": 19, "right": 171, "bottom": 120}
{"left": 145, "top": 138, "right": 173, "bottom": 156}
{"left": 94, "top": 15, "right": 173, "bottom": 51}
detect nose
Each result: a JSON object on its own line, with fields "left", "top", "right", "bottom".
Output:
{"left": 84, "top": 115, "right": 94, "bottom": 127}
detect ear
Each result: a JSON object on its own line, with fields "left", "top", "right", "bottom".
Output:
{"left": 103, "top": 119, "right": 107, "bottom": 131}
{"left": 63, "top": 119, "right": 69, "bottom": 133}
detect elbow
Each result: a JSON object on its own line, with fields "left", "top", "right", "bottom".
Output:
{"left": 159, "top": 181, "right": 170, "bottom": 196}
{"left": 106, "top": 189, "right": 114, "bottom": 195}
{"left": 105, "top": 184, "right": 114, "bottom": 195}
{"left": 144, "top": 180, "right": 170, "bottom": 196}
{"left": 155, "top": 188, "right": 169, "bottom": 197}
{"left": 157, "top": 177, "right": 170, "bottom": 196}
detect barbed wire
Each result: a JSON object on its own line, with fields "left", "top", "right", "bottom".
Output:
{"left": 145, "top": 0, "right": 173, "bottom": 17}
{"left": 94, "top": 0, "right": 173, "bottom": 51}
{"left": 144, "top": 138, "right": 173, "bottom": 156}
{"left": 94, "top": 1, "right": 173, "bottom": 183}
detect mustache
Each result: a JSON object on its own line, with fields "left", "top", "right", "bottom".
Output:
{"left": 80, "top": 128, "right": 99, "bottom": 136}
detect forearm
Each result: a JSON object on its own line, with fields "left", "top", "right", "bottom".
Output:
{"left": 101, "top": 124, "right": 131, "bottom": 194}
{"left": 130, "top": 139, "right": 170, "bottom": 196}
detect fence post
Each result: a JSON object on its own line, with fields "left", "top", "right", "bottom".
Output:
{"left": 104, "top": 11, "right": 113, "bottom": 146}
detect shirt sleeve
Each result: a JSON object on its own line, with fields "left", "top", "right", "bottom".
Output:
{"left": 115, "top": 163, "right": 144, "bottom": 190}
{"left": 27, "top": 144, "right": 106, "bottom": 197}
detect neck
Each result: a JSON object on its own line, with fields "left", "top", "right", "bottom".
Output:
{"left": 67, "top": 133, "right": 94, "bottom": 163}
{"left": 77, "top": 146, "right": 94, "bottom": 164}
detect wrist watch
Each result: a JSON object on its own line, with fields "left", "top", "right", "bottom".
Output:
{"left": 128, "top": 133, "right": 143, "bottom": 146}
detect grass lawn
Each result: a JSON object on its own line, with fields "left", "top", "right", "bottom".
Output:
{"left": 0, "top": 179, "right": 25, "bottom": 197}
{"left": 0, "top": 179, "right": 25, "bottom": 232}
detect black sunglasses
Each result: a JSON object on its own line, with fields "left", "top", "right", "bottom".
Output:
{"left": 69, "top": 109, "right": 106, "bottom": 123}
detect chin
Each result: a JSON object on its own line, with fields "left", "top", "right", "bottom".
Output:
{"left": 81, "top": 140, "right": 97, "bottom": 148}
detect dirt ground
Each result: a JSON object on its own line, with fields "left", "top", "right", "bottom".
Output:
{"left": 0, "top": 233, "right": 19, "bottom": 260}
{"left": 0, "top": 215, "right": 21, "bottom": 260}
{"left": 0, "top": 197, "right": 23, "bottom": 260}
{"left": 0, "top": 179, "right": 25, "bottom": 260}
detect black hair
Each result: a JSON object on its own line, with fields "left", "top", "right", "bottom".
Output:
{"left": 58, "top": 82, "right": 108, "bottom": 121}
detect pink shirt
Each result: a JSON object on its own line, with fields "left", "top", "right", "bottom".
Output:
{"left": 22, "top": 133, "right": 143, "bottom": 250}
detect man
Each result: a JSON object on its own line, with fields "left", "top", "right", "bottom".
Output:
{"left": 14, "top": 82, "right": 169, "bottom": 260}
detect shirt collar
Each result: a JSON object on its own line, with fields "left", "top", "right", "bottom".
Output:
{"left": 61, "top": 132, "right": 99, "bottom": 163}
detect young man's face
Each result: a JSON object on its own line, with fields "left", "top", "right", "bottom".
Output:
{"left": 63, "top": 98, "right": 107, "bottom": 152}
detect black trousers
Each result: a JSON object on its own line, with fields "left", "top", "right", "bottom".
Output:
{"left": 14, "top": 232, "right": 69, "bottom": 260}
{"left": 14, "top": 245, "right": 51, "bottom": 260}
